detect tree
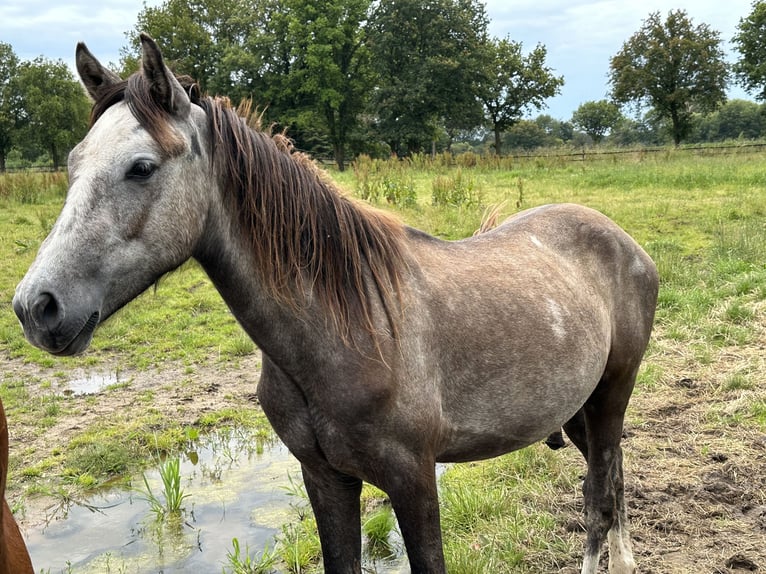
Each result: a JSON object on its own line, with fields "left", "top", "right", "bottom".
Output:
{"left": 14, "top": 58, "right": 90, "bottom": 168}
{"left": 367, "top": 0, "right": 489, "bottom": 155}
{"left": 695, "top": 99, "right": 764, "bottom": 141}
{"left": 503, "top": 120, "right": 556, "bottom": 151}
{"left": 0, "top": 43, "right": 21, "bottom": 172}
{"left": 535, "top": 114, "right": 573, "bottom": 143}
{"left": 271, "top": 0, "right": 374, "bottom": 170}
{"left": 127, "top": 0, "right": 375, "bottom": 168}
{"left": 609, "top": 10, "right": 729, "bottom": 146}
{"left": 475, "top": 38, "right": 563, "bottom": 155}
{"left": 571, "top": 100, "right": 623, "bottom": 143}
{"left": 609, "top": 114, "right": 666, "bottom": 147}
{"left": 124, "top": 0, "right": 265, "bottom": 99}
{"left": 732, "top": 1, "right": 766, "bottom": 100}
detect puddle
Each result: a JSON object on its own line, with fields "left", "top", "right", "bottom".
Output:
{"left": 24, "top": 429, "right": 408, "bottom": 573}
{"left": 61, "top": 371, "right": 120, "bottom": 396}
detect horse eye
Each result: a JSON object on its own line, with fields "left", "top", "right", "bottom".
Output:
{"left": 126, "top": 160, "right": 157, "bottom": 181}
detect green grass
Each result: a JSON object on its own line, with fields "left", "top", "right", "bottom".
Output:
{"left": 139, "top": 456, "right": 190, "bottom": 520}
{"left": 224, "top": 537, "right": 280, "bottom": 574}
{"left": 439, "top": 446, "right": 581, "bottom": 572}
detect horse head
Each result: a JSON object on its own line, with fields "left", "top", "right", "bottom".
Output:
{"left": 13, "top": 35, "right": 211, "bottom": 355}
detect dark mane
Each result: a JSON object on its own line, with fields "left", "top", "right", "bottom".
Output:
{"left": 90, "top": 75, "right": 408, "bottom": 342}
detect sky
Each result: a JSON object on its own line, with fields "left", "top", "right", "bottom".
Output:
{"left": 0, "top": 0, "right": 757, "bottom": 120}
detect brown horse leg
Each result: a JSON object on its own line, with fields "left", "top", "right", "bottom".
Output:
{"left": 0, "top": 499, "right": 33, "bottom": 574}
{"left": 579, "top": 383, "right": 636, "bottom": 574}
{"left": 383, "top": 462, "right": 444, "bottom": 574}
{"left": 301, "top": 464, "right": 363, "bottom": 574}
{"left": 0, "top": 400, "right": 33, "bottom": 574}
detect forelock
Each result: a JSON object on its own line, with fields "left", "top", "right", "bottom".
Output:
{"left": 88, "top": 72, "right": 187, "bottom": 158}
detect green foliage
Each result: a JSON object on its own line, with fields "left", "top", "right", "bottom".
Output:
{"left": 439, "top": 446, "right": 580, "bottom": 572}
{"left": 431, "top": 170, "right": 481, "bottom": 207}
{"left": 351, "top": 154, "right": 416, "bottom": 206}
{"left": 503, "top": 120, "right": 558, "bottom": 151}
{"left": 0, "top": 46, "right": 89, "bottom": 171}
{"left": 224, "top": 537, "right": 279, "bottom": 574}
{"left": 276, "top": 0, "right": 374, "bottom": 170}
{"left": 362, "top": 506, "right": 396, "bottom": 557}
{"left": 0, "top": 170, "right": 67, "bottom": 203}
{"left": 475, "top": 38, "right": 564, "bottom": 154}
{"left": 65, "top": 441, "right": 131, "bottom": 481}
{"left": 276, "top": 474, "right": 322, "bottom": 571}
{"left": 0, "top": 42, "right": 20, "bottom": 171}
{"left": 571, "top": 100, "right": 623, "bottom": 143}
{"left": 124, "top": 0, "right": 263, "bottom": 97}
{"left": 13, "top": 58, "right": 90, "bottom": 168}
{"left": 367, "top": 0, "right": 489, "bottom": 154}
{"left": 692, "top": 99, "right": 764, "bottom": 141}
{"left": 732, "top": 1, "right": 766, "bottom": 100}
{"left": 609, "top": 9, "right": 729, "bottom": 146}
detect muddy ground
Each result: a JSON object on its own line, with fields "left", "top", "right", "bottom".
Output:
{"left": 3, "top": 331, "right": 766, "bottom": 573}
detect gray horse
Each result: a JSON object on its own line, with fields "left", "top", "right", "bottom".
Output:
{"left": 13, "top": 35, "right": 658, "bottom": 573}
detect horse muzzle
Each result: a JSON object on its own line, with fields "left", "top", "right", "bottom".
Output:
{"left": 12, "top": 287, "right": 101, "bottom": 356}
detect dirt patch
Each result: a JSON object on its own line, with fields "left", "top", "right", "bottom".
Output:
{"left": 615, "top": 331, "right": 766, "bottom": 573}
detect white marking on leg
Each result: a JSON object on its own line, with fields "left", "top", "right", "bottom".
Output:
{"left": 607, "top": 522, "right": 636, "bottom": 573}
{"left": 581, "top": 549, "right": 601, "bottom": 574}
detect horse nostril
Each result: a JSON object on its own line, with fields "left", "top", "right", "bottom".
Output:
{"left": 33, "top": 292, "right": 61, "bottom": 331}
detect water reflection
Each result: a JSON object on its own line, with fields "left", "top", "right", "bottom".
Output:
{"left": 61, "top": 371, "right": 120, "bottom": 396}
{"left": 26, "top": 429, "right": 299, "bottom": 573}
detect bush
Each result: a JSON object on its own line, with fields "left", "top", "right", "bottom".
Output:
{"left": 431, "top": 169, "right": 481, "bottom": 207}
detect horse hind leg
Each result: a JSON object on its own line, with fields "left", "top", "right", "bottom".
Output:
{"left": 579, "top": 374, "right": 637, "bottom": 574}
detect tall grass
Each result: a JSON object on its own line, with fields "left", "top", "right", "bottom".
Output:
{"left": 0, "top": 171, "right": 67, "bottom": 204}
{"left": 139, "top": 457, "right": 190, "bottom": 521}
{"left": 224, "top": 537, "right": 279, "bottom": 574}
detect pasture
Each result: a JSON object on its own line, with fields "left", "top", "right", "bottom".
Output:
{"left": 1, "top": 148, "right": 765, "bottom": 572}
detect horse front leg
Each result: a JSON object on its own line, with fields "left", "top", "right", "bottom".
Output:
{"left": 382, "top": 461, "right": 445, "bottom": 574}
{"left": 301, "top": 464, "right": 363, "bottom": 574}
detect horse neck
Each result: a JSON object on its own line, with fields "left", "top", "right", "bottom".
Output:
{"left": 193, "top": 110, "right": 407, "bottom": 366}
{"left": 193, "top": 180, "right": 352, "bottom": 370}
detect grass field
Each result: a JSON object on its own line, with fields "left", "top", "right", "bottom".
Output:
{"left": 1, "top": 148, "right": 765, "bottom": 572}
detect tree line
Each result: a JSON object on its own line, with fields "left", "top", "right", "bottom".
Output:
{"left": 4, "top": 1, "right": 766, "bottom": 171}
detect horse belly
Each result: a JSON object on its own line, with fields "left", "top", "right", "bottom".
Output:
{"left": 435, "top": 407, "right": 578, "bottom": 463}
{"left": 434, "top": 351, "right": 607, "bottom": 463}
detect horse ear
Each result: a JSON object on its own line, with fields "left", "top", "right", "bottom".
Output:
{"left": 139, "top": 33, "right": 190, "bottom": 117}
{"left": 76, "top": 43, "right": 121, "bottom": 101}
